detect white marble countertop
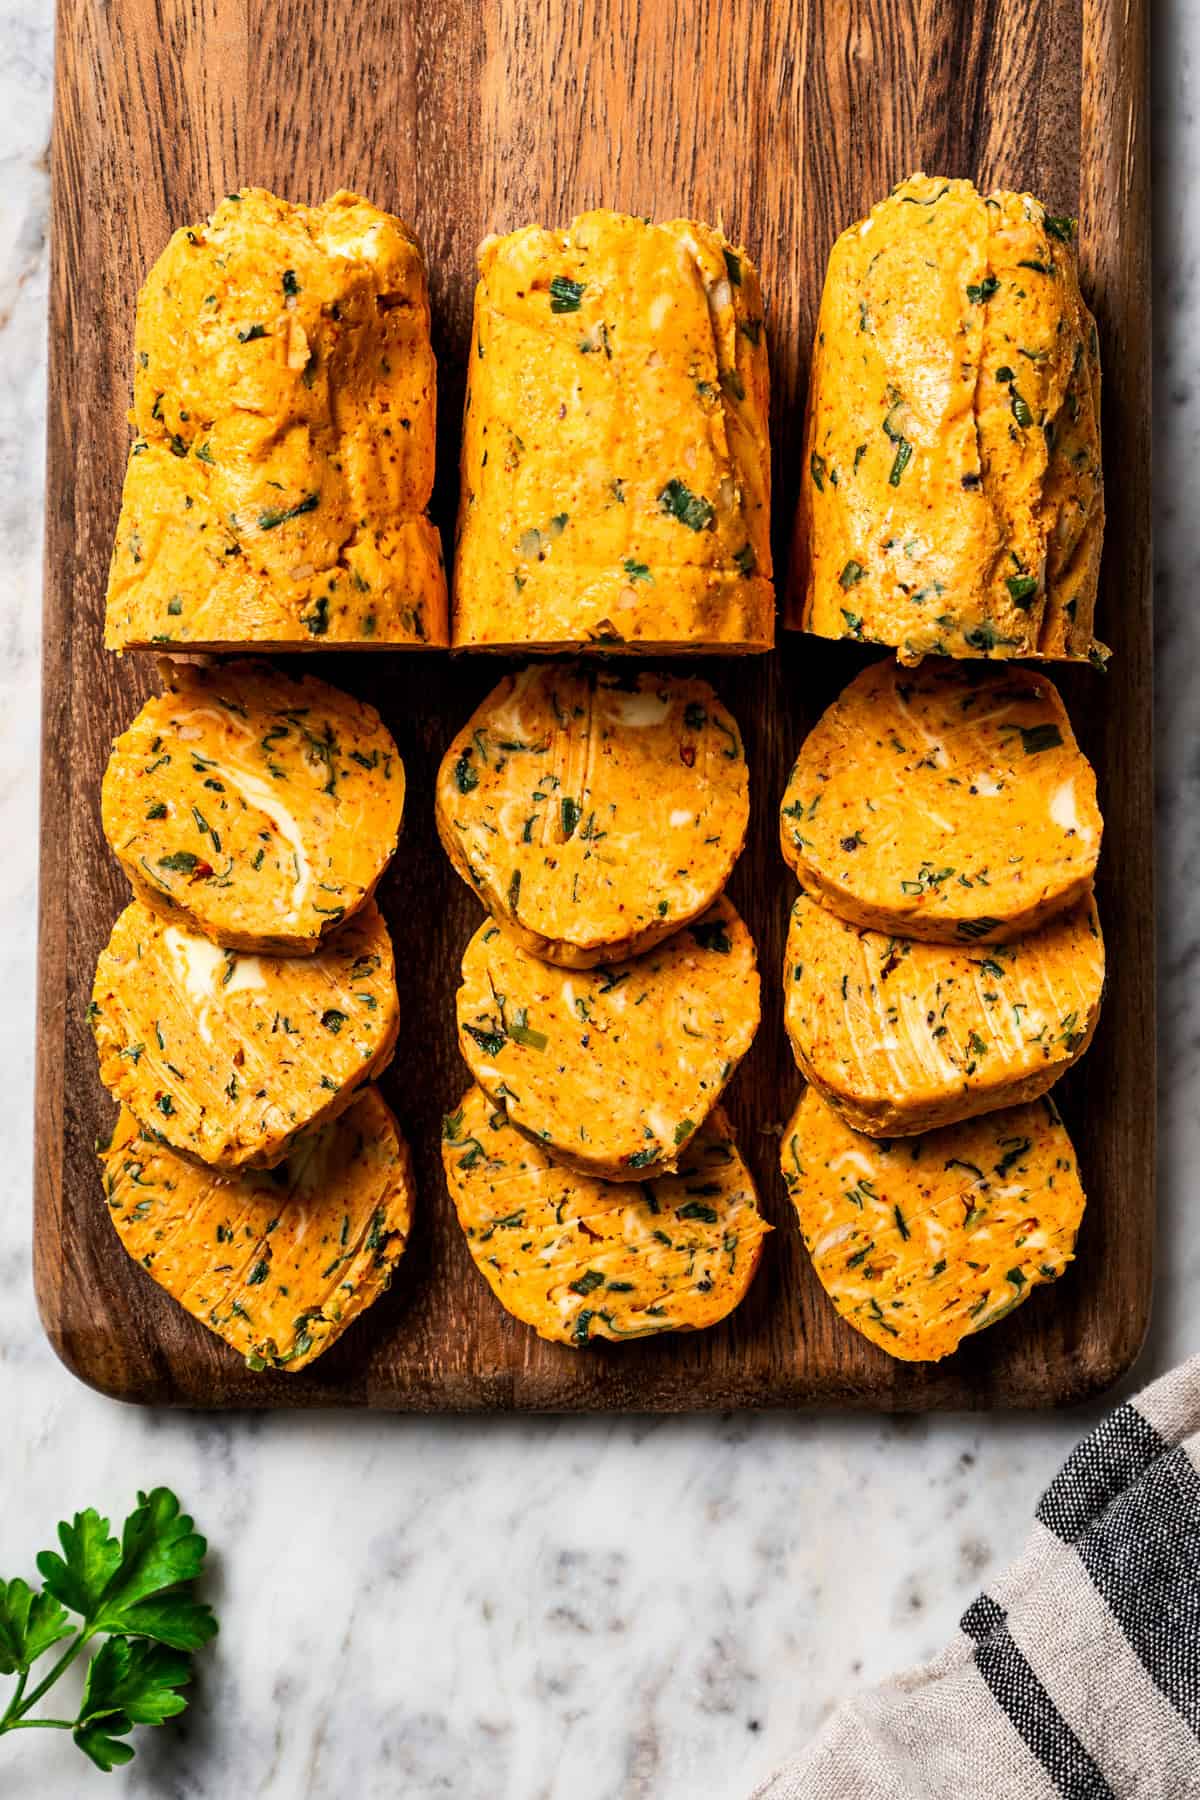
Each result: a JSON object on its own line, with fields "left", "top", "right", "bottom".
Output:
{"left": 0, "top": 6, "right": 1194, "bottom": 1796}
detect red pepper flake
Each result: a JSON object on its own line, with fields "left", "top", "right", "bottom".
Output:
{"left": 680, "top": 744, "right": 696, "bottom": 768}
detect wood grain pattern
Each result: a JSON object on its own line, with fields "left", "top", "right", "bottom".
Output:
{"left": 36, "top": 0, "right": 1152, "bottom": 1409}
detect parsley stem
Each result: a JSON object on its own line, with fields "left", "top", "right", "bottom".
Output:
{"left": 0, "top": 1672, "right": 27, "bottom": 1731}
{"left": 9, "top": 1628, "right": 91, "bottom": 1722}
{"left": 2, "top": 1717, "right": 75, "bottom": 1731}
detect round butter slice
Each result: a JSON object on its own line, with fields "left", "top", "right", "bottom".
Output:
{"left": 443, "top": 1086, "right": 769, "bottom": 1344}
{"left": 781, "top": 1084, "right": 1085, "bottom": 1361}
{"left": 102, "top": 659, "right": 405, "bottom": 954}
{"left": 91, "top": 898, "right": 398, "bottom": 1170}
{"left": 780, "top": 659, "right": 1100, "bottom": 942}
{"left": 783, "top": 890, "right": 1104, "bottom": 1136}
{"left": 101, "top": 1087, "right": 414, "bottom": 1372}
{"left": 436, "top": 663, "right": 749, "bottom": 966}
{"left": 455, "top": 897, "right": 760, "bottom": 1180}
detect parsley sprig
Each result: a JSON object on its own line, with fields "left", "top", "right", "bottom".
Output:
{"left": 0, "top": 1488, "right": 217, "bottom": 1771}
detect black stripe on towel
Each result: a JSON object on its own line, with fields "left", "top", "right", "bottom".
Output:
{"left": 1038, "top": 1403, "right": 1169, "bottom": 1544}
{"left": 960, "top": 1592, "right": 1006, "bottom": 1640}
{"left": 1071, "top": 1443, "right": 1200, "bottom": 1739}
{"left": 960, "top": 1593, "right": 1116, "bottom": 1797}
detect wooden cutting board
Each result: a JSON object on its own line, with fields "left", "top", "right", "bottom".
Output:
{"left": 36, "top": 0, "right": 1152, "bottom": 1410}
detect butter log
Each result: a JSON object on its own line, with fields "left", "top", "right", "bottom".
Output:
{"left": 790, "top": 175, "right": 1105, "bottom": 665}
{"left": 453, "top": 210, "right": 773, "bottom": 652}
{"left": 105, "top": 187, "right": 447, "bottom": 650}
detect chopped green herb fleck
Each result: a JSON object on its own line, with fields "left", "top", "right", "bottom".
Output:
{"left": 1018, "top": 723, "right": 1064, "bottom": 755}
{"left": 966, "top": 275, "right": 1000, "bottom": 304}
{"left": 658, "top": 478, "right": 715, "bottom": 532}
{"left": 549, "top": 275, "right": 585, "bottom": 312}
{"left": 1006, "top": 574, "right": 1039, "bottom": 609}
{"left": 258, "top": 492, "right": 319, "bottom": 530}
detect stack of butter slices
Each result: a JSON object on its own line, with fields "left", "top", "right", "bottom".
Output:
{"left": 778, "top": 658, "right": 1104, "bottom": 1361}
{"left": 436, "top": 664, "right": 770, "bottom": 1345}
{"left": 92, "top": 660, "right": 414, "bottom": 1373}
{"left": 89, "top": 184, "right": 449, "bottom": 1373}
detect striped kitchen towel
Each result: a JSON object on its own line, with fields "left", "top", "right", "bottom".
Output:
{"left": 752, "top": 1355, "right": 1200, "bottom": 1799}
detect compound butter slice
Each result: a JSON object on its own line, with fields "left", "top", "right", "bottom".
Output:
{"left": 456, "top": 897, "right": 760, "bottom": 1180}
{"left": 784, "top": 890, "right": 1104, "bottom": 1136}
{"left": 91, "top": 898, "right": 398, "bottom": 1170}
{"left": 102, "top": 659, "right": 405, "bottom": 954}
{"left": 780, "top": 659, "right": 1100, "bottom": 942}
{"left": 443, "top": 1086, "right": 769, "bottom": 1344}
{"left": 781, "top": 1084, "right": 1085, "bottom": 1361}
{"left": 436, "top": 663, "right": 749, "bottom": 965}
{"left": 101, "top": 1087, "right": 414, "bottom": 1371}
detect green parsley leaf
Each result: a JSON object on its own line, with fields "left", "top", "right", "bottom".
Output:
{"left": 0, "top": 1580, "right": 72, "bottom": 1675}
{"left": 1, "top": 1489, "right": 217, "bottom": 1771}
{"left": 73, "top": 1718, "right": 136, "bottom": 1772}
{"left": 37, "top": 1510, "right": 122, "bottom": 1619}
{"left": 78, "top": 1635, "right": 192, "bottom": 1729}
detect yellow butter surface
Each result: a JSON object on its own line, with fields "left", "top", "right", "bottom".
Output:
{"left": 782, "top": 1084, "right": 1084, "bottom": 1360}
{"left": 101, "top": 1087, "right": 413, "bottom": 1371}
{"left": 443, "top": 1086, "right": 768, "bottom": 1344}
{"left": 783, "top": 890, "right": 1104, "bottom": 1135}
{"left": 792, "top": 175, "right": 1104, "bottom": 665}
{"left": 91, "top": 899, "right": 398, "bottom": 1169}
{"left": 102, "top": 659, "right": 405, "bottom": 953}
{"left": 456, "top": 898, "right": 760, "bottom": 1179}
{"left": 453, "top": 210, "right": 773, "bottom": 652}
{"left": 437, "top": 663, "right": 749, "bottom": 965}
{"left": 105, "top": 187, "right": 447, "bottom": 650}
{"left": 780, "top": 659, "right": 1100, "bottom": 941}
